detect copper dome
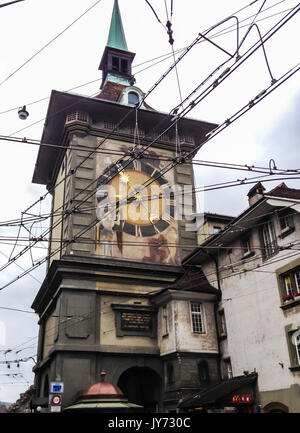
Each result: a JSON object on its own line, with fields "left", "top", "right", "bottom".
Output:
{"left": 79, "top": 371, "right": 124, "bottom": 399}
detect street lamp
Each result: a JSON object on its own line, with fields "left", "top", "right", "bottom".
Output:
{"left": 18, "top": 105, "right": 29, "bottom": 120}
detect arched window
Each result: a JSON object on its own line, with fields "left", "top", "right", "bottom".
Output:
{"left": 128, "top": 91, "right": 139, "bottom": 105}
{"left": 198, "top": 360, "right": 210, "bottom": 383}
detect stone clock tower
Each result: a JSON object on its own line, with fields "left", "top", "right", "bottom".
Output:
{"left": 31, "top": 0, "right": 219, "bottom": 412}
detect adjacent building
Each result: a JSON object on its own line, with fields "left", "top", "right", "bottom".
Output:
{"left": 197, "top": 212, "right": 234, "bottom": 245}
{"left": 182, "top": 182, "right": 300, "bottom": 412}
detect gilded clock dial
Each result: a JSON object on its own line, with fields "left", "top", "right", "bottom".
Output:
{"left": 96, "top": 159, "right": 174, "bottom": 237}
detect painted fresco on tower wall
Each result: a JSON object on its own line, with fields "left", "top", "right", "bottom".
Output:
{"left": 94, "top": 139, "right": 181, "bottom": 265}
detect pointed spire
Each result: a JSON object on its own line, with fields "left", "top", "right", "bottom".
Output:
{"left": 107, "top": 0, "right": 128, "bottom": 51}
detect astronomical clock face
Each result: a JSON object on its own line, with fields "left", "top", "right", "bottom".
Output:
{"left": 95, "top": 142, "right": 179, "bottom": 265}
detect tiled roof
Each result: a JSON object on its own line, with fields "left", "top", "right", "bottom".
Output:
{"left": 265, "top": 182, "right": 300, "bottom": 199}
{"left": 247, "top": 181, "right": 265, "bottom": 197}
{"left": 96, "top": 80, "right": 155, "bottom": 110}
{"left": 166, "top": 266, "right": 218, "bottom": 294}
{"left": 96, "top": 81, "right": 127, "bottom": 102}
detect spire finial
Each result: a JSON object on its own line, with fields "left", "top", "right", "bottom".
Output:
{"left": 107, "top": 0, "right": 128, "bottom": 51}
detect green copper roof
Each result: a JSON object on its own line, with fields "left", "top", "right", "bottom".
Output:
{"left": 107, "top": 0, "right": 128, "bottom": 51}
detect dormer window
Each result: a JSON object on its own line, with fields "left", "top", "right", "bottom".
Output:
{"left": 278, "top": 210, "right": 294, "bottom": 238}
{"left": 128, "top": 91, "right": 139, "bottom": 105}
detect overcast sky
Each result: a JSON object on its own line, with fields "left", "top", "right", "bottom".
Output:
{"left": 0, "top": 0, "right": 299, "bottom": 403}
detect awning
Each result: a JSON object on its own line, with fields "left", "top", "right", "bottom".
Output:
{"left": 179, "top": 373, "right": 257, "bottom": 409}
{"left": 64, "top": 401, "right": 143, "bottom": 410}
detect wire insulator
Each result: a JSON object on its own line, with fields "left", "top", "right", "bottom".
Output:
{"left": 166, "top": 20, "right": 174, "bottom": 45}
{"left": 219, "top": 67, "right": 231, "bottom": 79}
{"left": 254, "top": 89, "right": 267, "bottom": 100}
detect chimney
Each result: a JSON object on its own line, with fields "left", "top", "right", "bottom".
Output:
{"left": 247, "top": 182, "right": 265, "bottom": 206}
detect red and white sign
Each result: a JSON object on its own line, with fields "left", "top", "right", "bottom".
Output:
{"left": 51, "top": 394, "right": 62, "bottom": 406}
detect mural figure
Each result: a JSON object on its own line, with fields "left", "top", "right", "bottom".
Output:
{"left": 98, "top": 215, "right": 115, "bottom": 257}
{"left": 97, "top": 208, "right": 124, "bottom": 257}
{"left": 142, "top": 235, "right": 169, "bottom": 263}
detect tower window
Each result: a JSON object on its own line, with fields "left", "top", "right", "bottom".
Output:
{"left": 112, "top": 56, "right": 119, "bottom": 71}
{"left": 110, "top": 56, "right": 129, "bottom": 74}
{"left": 121, "top": 59, "right": 128, "bottom": 73}
{"left": 128, "top": 92, "right": 139, "bottom": 105}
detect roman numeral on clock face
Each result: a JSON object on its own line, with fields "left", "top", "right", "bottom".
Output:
{"left": 133, "top": 159, "right": 141, "bottom": 171}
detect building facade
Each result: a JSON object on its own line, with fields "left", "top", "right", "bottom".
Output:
{"left": 197, "top": 212, "right": 234, "bottom": 245}
{"left": 183, "top": 182, "right": 300, "bottom": 413}
{"left": 30, "top": 0, "right": 218, "bottom": 412}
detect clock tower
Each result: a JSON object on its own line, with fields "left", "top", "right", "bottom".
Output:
{"left": 31, "top": 0, "right": 218, "bottom": 412}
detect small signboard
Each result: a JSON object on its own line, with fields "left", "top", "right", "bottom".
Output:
{"left": 50, "top": 382, "right": 64, "bottom": 394}
{"left": 50, "top": 405, "right": 61, "bottom": 413}
{"left": 121, "top": 311, "right": 152, "bottom": 331}
{"left": 49, "top": 394, "right": 62, "bottom": 413}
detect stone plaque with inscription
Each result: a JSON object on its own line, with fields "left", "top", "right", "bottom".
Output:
{"left": 112, "top": 304, "right": 157, "bottom": 338}
{"left": 121, "top": 311, "right": 153, "bottom": 331}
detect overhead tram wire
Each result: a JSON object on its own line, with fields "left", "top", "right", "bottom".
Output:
{"left": 0, "top": 174, "right": 299, "bottom": 248}
{"left": 144, "top": 0, "right": 165, "bottom": 29}
{"left": 0, "top": 5, "right": 257, "bottom": 270}
{"left": 0, "top": 78, "right": 102, "bottom": 116}
{"left": 111, "top": 6, "right": 300, "bottom": 210}
{"left": 0, "top": 36, "right": 296, "bottom": 280}
{"left": 63, "top": 1, "right": 296, "bottom": 208}
{"left": 57, "top": 63, "right": 300, "bottom": 265}
{"left": 0, "top": 0, "right": 104, "bottom": 88}
{"left": 0, "top": 250, "right": 41, "bottom": 284}
{"left": 0, "top": 0, "right": 292, "bottom": 134}
{"left": 169, "top": 5, "right": 300, "bottom": 128}
{"left": 1, "top": 197, "right": 299, "bottom": 249}
{"left": 126, "top": 4, "right": 297, "bottom": 76}
{"left": 3, "top": 243, "right": 300, "bottom": 360}
{"left": 7, "top": 6, "right": 234, "bottom": 223}
{"left": 170, "top": 3, "right": 299, "bottom": 116}
{"left": 5, "top": 233, "right": 299, "bottom": 252}
{"left": 0, "top": 70, "right": 290, "bottom": 264}
{"left": 4, "top": 243, "right": 300, "bottom": 356}
{"left": 1, "top": 61, "right": 298, "bottom": 293}
{"left": 0, "top": 306, "right": 35, "bottom": 314}
{"left": 2, "top": 134, "right": 300, "bottom": 177}
{"left": 1, "top": 5, "right": 298, "bottom": 277}
{"left": 238, "top": 0, "right": 268, "bottom": 51}
{"left": 0, "top": 0, "right": 293, "bottom": 116}
{"left": 0, "top": 156, "right": 298, "bottom": 230}
{"left": 135, "top": 62, "right": 300, "bottom": 208}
